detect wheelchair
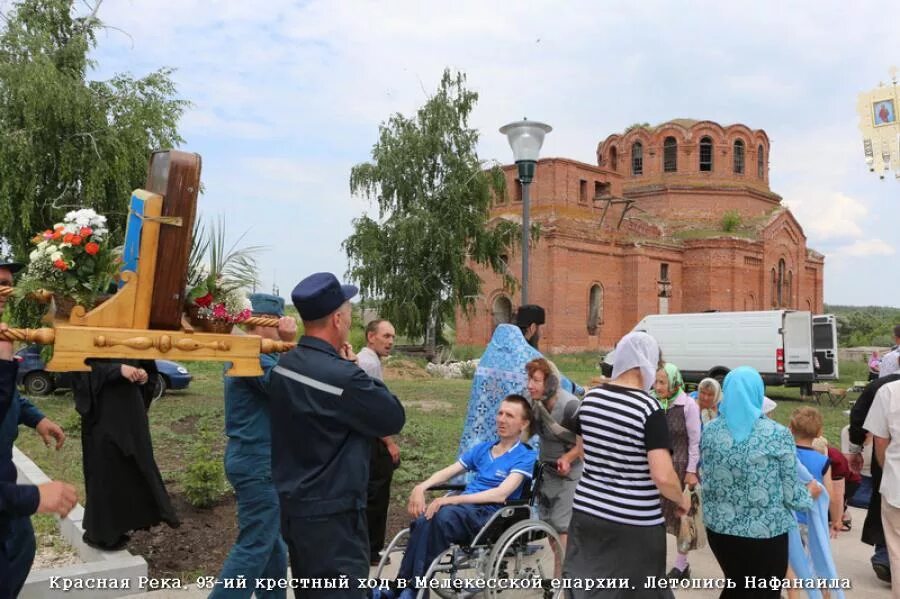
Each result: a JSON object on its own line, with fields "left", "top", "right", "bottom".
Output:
{"left": 374, "top": 462, "right": 564, "bottom": 599}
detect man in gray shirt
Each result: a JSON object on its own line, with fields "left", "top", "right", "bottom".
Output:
{"left": 358, "top": 319, "right": 401, "bottom": 565}
{"left": 525, "top": 357, "right": 583, "bottom": 551}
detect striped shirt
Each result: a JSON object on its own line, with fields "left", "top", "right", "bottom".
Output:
{"left": 573, "top": 383, "right": 671, "bottom": 526}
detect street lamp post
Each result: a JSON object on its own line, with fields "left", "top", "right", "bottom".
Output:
{"left": 500, "top": 119, "right": 552, "bottom": 305}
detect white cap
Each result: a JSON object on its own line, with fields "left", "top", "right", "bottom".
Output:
{"left": 763, "top": 396, "right": 777, "bottom": 414}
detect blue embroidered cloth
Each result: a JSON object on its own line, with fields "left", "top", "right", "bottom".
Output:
{"left": 457, "top": 324, "right": 582, "bottom": 456}
{"left": 789, "top": 463, "right": 845, "bottom": 599}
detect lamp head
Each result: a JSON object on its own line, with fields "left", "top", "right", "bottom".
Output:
{"left": 500, "top": 119, "right": 552, "bottom": 163}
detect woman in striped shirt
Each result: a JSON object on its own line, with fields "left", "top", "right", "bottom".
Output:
{"left": 562, "top": 332, "right": 690, "bottom": 598}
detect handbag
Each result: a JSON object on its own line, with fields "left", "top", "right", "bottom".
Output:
{"left": 676, "top": 487, "right": 707, "bottom": 552}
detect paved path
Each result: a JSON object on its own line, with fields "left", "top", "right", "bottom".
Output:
{"left": 129, "top": 507, "right": 890, "bottom": 598}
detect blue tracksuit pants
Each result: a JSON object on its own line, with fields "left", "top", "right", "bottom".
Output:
{"left": 210, "top": 449, "right": 287, "bottom": 599}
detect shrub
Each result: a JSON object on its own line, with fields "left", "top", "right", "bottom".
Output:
{"left": 721, "top": 210, "right": 742, "bottom": 232}
{"left": 181, "top": 437, "right": 225, "bottom": 508}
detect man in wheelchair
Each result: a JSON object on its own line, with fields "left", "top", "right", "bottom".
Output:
{"left": 383, "top": 394, "right": 537, "bottom": 597}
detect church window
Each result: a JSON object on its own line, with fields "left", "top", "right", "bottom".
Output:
{"left": 699, "top": 137, "right": 713, "bottom": 172}
{"left": 587, "top": 284, "right": 603, "bottom": 335}
{"left": 771, "top": 268, "right": 777, "bottom": 307}
{"left": 610, "top": 147, "right": 618, "bottom": 171}
{"left": 579, "top": 179, "right": 587, "bottom": 203}
{"left": 631, "top": 142, "right": 643, "bottom": 175}
{"left": 660, "top": 263, "right": 670, "bottom": 281}
{"left": 733, "top": 140, "right": 745, "bottom": 174}
{"left": 757, "top": 144, "right": 765, "bottom": 178}
{"left": 663, "top": 137, "right": 678, "bottom": 172}
{"left": 776, "top": 259, "right": 786, "bottom": 307}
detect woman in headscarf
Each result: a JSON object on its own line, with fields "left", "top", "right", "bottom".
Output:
{"left": 700, "top": 366, "right": 813, "bottom": 598}
{"left": 653, "top": 363, "right": 701, "bottom": 580}
{"left": 693, "top": 377, "right": 722, "bottom": 425}
{"left": 525, "top": 357, "right": 582, "bottom": 551}
{"left": 562, "top": 332, "right": 689, "bottom": 599}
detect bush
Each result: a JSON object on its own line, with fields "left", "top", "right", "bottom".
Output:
{"left": 458, "top": 361, "right": 477, "bottom": 379}
{"left": 721, "top": 211, "right": 742, "bottom": 232}
{"left": 181, "top": 437, "right": 225, "bottom": 508}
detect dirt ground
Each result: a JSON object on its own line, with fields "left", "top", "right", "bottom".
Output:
{"left": 129, "top": 492, "right": 411, "bottom": 580}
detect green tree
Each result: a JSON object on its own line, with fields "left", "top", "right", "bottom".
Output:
{"left": 0, "top": 0, "right": 188, "bottom": 258}
{"left": 343, "top": 69, "right": 519, "bottom": 345}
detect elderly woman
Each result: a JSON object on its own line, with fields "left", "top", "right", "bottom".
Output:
{"left": 701, "top": 367, "right": 813, "bottom": 598}
{"left": 525, "top": 357, "right": 583, "bottom": 550}
{"left": 653, "top": 363, "right": 701, "bottom": 579}
{"left": 693, "top": 377, "right": 722, "bottom": 425}
{"left": 563, "top": 332, "right": 689, "bottom": 598}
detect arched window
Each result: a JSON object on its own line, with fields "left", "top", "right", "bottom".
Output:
{"left": 771, "top": 268, "right": 777, "bottom": 307}
{"left": 786, "top": 271, "right": 793, "bottom": 307}
{"left": 631, "top": 142, "right": 643, "bottom": 175}
{"left": 733, "top": 140, "right": 745, "bottom": 174}
{"left": 663, "top": 137, "right": 678, "bottom": 172}
{"left": 699, "top": 137, "right": 713, "bottom": 172}
{"left": 491, "top": 295, "right": 512, "bottom": 330}
{"left": 609, "top": 147, "right": 618, "bottom": 171}
{"left": 757, "top": 144, "right": 765, "bottom": 178}
{"left": 587, "top": 284, "right": 603, "bottom": 335}
{"left": 777, "top": 259, "right": 786, "bottom": 307}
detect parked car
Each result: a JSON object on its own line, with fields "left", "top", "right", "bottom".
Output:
{"left": 14, "top": 345, "right": 192, "bottom": 401}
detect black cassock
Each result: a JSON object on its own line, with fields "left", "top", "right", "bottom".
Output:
{"left": 72, "top": 360, "right": 179, "bottom": 547}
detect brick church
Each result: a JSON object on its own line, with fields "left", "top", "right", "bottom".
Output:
{"left": 455, "top": 119, "right": 825, "bottom": 353}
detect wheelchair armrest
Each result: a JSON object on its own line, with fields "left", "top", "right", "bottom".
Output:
{"left": 429, "top": 483, "right": 467, "bottom": 492}
{"left": 503, "top": 498, "right": 528, "bottom": 506}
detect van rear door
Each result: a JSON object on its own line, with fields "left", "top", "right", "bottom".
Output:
{"left": 813, "top": 314, "right": 839, "bottom": 380}
{"left": 783, "top": 311, "right": 814, "bottom": 384}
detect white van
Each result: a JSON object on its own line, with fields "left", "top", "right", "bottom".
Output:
{"left": 627, "top": 310, "right": 838, "bottom": 393}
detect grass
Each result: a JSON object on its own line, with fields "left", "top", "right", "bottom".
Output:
{"left": 17, "top": 351, "right": 869, "bottom": 578}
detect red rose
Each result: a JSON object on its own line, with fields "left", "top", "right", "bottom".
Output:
{"left": 53, "top": 259, "right": 68, "bottom": 271}
{"left": 84, "top": 242, "right": 100, "bottom": 255}
{"left": 80, "top": 227, "right": 92, "bottom": 237}
{"left": 63, "top": 233, "right": 73, "bottom": 243}
{"left": 194, "top": 293, "right": 214, "bottom": 307}
{"left": 70, "top": 235, "right": 82, "bottom": 246}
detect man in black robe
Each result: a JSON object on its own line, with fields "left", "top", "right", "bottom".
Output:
{"left": 849, "top": 353, "right": 900, "bottom": 583}
{"left": 72, "top": 359, "right": 179, "bottom": 549}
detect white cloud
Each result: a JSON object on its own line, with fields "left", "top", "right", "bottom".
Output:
{"left": 783, "top": 192, "right": 868, "bottom": 241}
{"left": 74, "top": 0, "right": 900, "bottom": 306}
{"left": 835, "top": 239, "right": 895, "bottom": 257}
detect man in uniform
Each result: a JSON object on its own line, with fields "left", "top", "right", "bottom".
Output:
{"left": 357, "top": 319, "right": 400, "bottom": 565}
{"left": 0, "top": 259, "right": 76, "bottom": 599}
{"left": 212, "top": 293, "right": 295, "bottom": 598}
{"left": 269, "top": 273, "right": 405, "bottom": 598}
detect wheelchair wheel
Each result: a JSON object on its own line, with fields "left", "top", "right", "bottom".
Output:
{"left": 419, "top": 545, "right": 491, "bottom": 599}
{"left": 484, "top": 520, "right": 563, "bottom": 598}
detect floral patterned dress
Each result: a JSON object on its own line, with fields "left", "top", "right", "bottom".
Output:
{"left": 700, "top": 416, "right": 812, "bottom": 539}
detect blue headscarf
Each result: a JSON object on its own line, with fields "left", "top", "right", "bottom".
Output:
{"left": 719, "top": 366, "right": 764, "bottom": 443}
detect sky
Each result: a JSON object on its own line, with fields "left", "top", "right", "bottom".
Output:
{"left": 74, "top": 0, "right": 899, "bottom": 306}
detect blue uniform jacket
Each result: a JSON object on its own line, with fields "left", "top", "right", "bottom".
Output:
{"left": 224, "top": 352, "right": 278, "bottom": 458}
{"left": 268, "top": 336, "right": 405, "bottom": 517}
{"left": 0, "top": 359, "right": 42, "bottom": 520}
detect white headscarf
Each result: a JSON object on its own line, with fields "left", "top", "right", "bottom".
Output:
{"left": 611, "top": 332, "right": 660, "bottom": 392}
{"left": 880, "top": 350, "right": 900, "bottom": 378}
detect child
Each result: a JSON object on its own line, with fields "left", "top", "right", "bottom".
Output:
{"left": 813, "top": 437, "right": 859, "bottom": 531}
{"left": 789, "top": 408, "right": 842, "bottom": 538}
